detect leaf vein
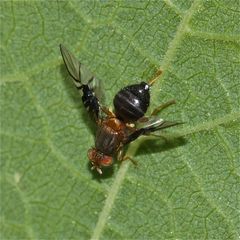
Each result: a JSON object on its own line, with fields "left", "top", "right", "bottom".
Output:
{"left": 180, "top": 153, "right": 238, "bottom": 235}
{"left": 22, "top": 79, "right": 105, "bottom": 192}
{"left": 187, "top": 29, "right": 240, "bottom": 43}
{"left": 90, "top": 1, "right": 204, "bottom": 239}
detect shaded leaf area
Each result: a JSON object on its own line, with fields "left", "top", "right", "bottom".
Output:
{"left": 0, "top": 1, "right": 239, "bottom": 239}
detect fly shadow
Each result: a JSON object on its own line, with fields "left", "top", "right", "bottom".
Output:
{"left": 89, "top": 133, "right": 187, "bottom": 181}
{"left": 136, "top": 134, "right": 187, "bottom": 156}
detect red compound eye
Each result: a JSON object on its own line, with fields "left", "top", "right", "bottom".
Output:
{"left": 88, "top": 148, "right": 112, "bottom": 167}
{"left": 101, "top": 155, "right": 113, "bottom": 167}
{"left": 87, "top": 148, "right": 96, "bottom": 161}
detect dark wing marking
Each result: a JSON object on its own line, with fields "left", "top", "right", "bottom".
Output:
{"left": 60, "top": 44, "right": 102, "bottom": 122}
{"left": 125, "top": 116, "right": 182, "bottom": 144}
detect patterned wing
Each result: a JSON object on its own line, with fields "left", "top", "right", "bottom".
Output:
{"left": 60, "top": 44, "right": 102, "bottom": 121}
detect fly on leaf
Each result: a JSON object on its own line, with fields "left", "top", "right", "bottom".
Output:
{"left": 60, "top": 44, "right": 182, "bottom": 174}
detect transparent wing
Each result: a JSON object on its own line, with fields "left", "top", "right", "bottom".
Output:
{"left": 60, "top": 44, "right": 106, "bottom": 122}
{"left": 60, "top": 44, "right": 81, "bottom": 85}
{"left": 89, "top": 76, "right": 105, "bottom": 105}
{"left": 125, "top": 116, "right": 183, "bottom": 144}
{"left": 80, "top": 63, "right": 95, "bottom": 85}
{"left": 60, "top": 44, "right": 104, "bottom": 101}
{"left": 136, "top": 116, "right": 182, "bottom": 130}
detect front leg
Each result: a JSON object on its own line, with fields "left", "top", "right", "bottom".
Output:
{"left": 100, "top": 106, "right": 116, "bottom": 118}
{"left": 117, "top": 147, "right": 138, "bottom": 166}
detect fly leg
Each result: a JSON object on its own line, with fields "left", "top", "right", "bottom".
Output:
{"left": 148, "top": 69, "right": 163, "bottom": 86}
{"left": 117, "top": 147, "right": 138, "bottom": 166}
{"left": 122, "top": 156, "right": 138, "bottom": 166}
{"left": 147, "top": 69, "right": 176, "bottom": 117}
{"left": 100, "top": 106, "right": 116, "bottom": 118}
{"left": 151, "top": 100, "right": 176, "bottom": 116}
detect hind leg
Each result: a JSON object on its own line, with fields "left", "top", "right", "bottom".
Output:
{"left": 151, "top": 100, "right": 176, "bottom": 116}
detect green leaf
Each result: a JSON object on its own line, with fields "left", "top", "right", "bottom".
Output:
{"left": 1, "top": 1, "right": 239, "bottom": 239}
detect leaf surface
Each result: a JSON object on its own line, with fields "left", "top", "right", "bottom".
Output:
{"left": 1, "top": 1, "right": 239, "bottom": 239}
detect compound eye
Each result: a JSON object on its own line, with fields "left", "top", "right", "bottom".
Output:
{"left": 101, "top": 155, "right": 113, "bottom": 167}
{"left": 87, "top": 148, "right": 96, "bottom": 161}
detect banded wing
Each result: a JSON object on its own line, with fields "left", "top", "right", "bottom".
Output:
{"left": 125, "top": 116, "right": 182, "bottom": 144}
{"left": 60, "top": 44, "right": 103, "bottom": 122}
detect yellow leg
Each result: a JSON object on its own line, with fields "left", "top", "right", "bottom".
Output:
{"left": 117, "top": 148, "right": 138, "bottom": 166}
{"left": 151, "top": 100, "right": 176, "bottom": 116}
{"left": 147, "top": 133, "right": 169, "bottom": 141}
{"left": 101, "top": 106, "right": 115, "bottom": 117}
{"left": 122, "top": 155, "right": 138, "bottom": 166}
{"left": 148, "top": 69, "right": 162, "bottom": 86}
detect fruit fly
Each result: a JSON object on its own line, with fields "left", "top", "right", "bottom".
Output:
{"left": 60, "top": 44, "right": 181, "bottom": 174}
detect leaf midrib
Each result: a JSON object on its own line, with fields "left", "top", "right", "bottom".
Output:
{"left": 90, "top": 1, "right": 205, "bottom": 239}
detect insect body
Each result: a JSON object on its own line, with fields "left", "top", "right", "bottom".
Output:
{"left": 60, "top": 44, "right": 181, "bottom": 174}
{"left": 88, "top": 117, "right": 126, "bottom": 173}
{"left": 114, "top": 82, "right": 150, "bottom": 122}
